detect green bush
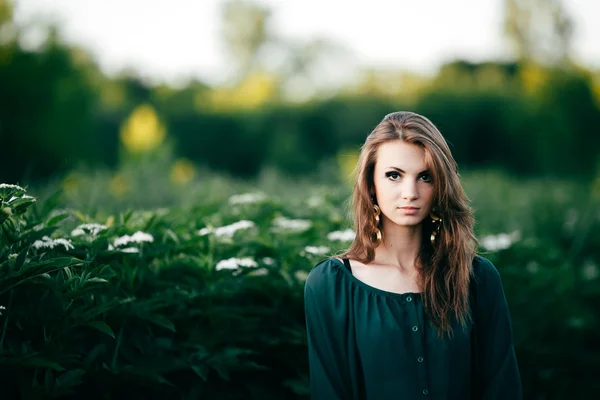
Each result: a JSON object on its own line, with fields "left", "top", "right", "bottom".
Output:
{"left": 0, "top": 173, "right": 598, "bottom": 399}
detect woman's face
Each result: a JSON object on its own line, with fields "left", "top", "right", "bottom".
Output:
{"left": 372, "top": 140, "right": 435, "bottom": 228}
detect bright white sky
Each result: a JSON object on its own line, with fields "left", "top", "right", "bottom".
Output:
{"left": 12, "top": 0, "right": 600, "bottom": 86}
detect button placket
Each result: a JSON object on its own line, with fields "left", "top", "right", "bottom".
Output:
{"left": 406, "top": 296, "right": 430, "bottom": 398}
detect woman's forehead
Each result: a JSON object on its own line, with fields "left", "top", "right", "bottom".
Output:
{"left": 374, "top": 140, "right": 427, "bottom": 171}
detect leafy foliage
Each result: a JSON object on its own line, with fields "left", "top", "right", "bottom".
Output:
{"left": 0, "top": 173, "right": 598, "bottom": 399}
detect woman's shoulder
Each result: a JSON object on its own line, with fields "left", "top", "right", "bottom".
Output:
{"left": 471, "top": 254, "right": 507, "bottom": 300}
{"left": 472, "top": 254, "right": 502, "bottom": 282}
{"left": 305, "top": 257, "right": 345, "bottom": 292}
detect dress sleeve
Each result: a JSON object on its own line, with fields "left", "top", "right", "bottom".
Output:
{"left": 472, "top": 256, "right": 523, "bottom": 400}
{"left": 304, "top": 260, "right": 353, "bottom": 400}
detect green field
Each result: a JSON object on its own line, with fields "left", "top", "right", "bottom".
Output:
{"left": 0, "top": 167, "right": 598, "bottom": 399}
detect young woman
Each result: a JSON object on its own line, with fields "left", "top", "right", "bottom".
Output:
{"left": 304, "top": 111, "right": 522, "bottom": 399}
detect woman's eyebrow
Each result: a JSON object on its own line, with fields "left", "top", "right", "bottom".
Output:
{"left": 387, "top": 167, "right": 430, "bottom": 174}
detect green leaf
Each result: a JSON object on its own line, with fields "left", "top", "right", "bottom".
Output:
{"left": 191, "top": 365, "right": 209, "bottom": 381}
{"left": 14, "top": 245, "right": 29, "bottom": 269}
{"left": 73, "top": 210, "right": 87, "bottom": 222}
{"left": 21, "top": 357, "right": 65, "bottom": 371}
{"left": 141, "top": 314, "right": 176, "bottom": 332}
{"left": 56, "top": 368, "right": 85, "bottom": 387}
{"left": 210, "top": 363, "right": 231, "bottom": 381}
{"left": 87, "top": 277, "right": 109, "bottom": 283}
{"left": 23, "top": 226, "right": 58, "bottom": 243}
{"left": 121, "top": 365, "right": 174, "bottom": 387}
{"left": 86, "top": 321, "right": 115, "bottom": 339}
{"left": 46, "top": 213, "right": 70, "bottom": 227}
{"left": 11, "top": 197, "right": 36, "bottom": 214}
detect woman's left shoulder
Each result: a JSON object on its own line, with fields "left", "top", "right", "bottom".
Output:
{"left": 472, "top": 254, "right": 504, "bottom": 286}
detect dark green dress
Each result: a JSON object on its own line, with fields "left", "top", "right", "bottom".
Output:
{"left": 304, "top": 255, "right": 522, "bottom": 400}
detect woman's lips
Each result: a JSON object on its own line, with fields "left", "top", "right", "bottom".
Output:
{"left": 398, "top": 207, "right": 420, "bottom": 215}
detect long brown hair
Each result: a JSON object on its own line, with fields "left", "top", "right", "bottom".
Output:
{"left": 339, "top": 111, "right": 477, "bottom": 336}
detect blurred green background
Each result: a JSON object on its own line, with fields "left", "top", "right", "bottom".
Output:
{"left": 0, "top": 0, "right": 599, "bottom": 399}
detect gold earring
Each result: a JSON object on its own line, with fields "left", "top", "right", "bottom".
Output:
{"left": 372, "top": 204, "right": 382, "bottom": 245}
{"left": 430, "top": 211, "right": 442, "bottom": 245}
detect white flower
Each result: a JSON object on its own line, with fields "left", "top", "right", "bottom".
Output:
{"left": 199, "top": 220, "right": 255, "bottom": 238}
{"left": 304, "top": 246, "right": 330, "bottom": 255}
{"left": 479, "top": 231, "right": 521, "bottom": 252}
{"left": 0, "top": 184, "right": 26, "bottom": 191}
{"left": 294, "top": 270, "right": 309, "bottom": 282}
{"left": 272, "top": 216, "right": 312, "bottom": 232}
{"left": 583, "top": 261, "right": 598, "bottom": 281}
{"left": 114, "top": 231, "right": 154, "bottom": 247}
{"left": 251, "top": 268, "right": 269, "bottom": 276}
{"left": 71, "top": 223, "right": 107, "bottom": 237}
{"left": 306, "top": 196, "right": 324, "bottom": 208}
{"left": 526, "top": 261, "right": 539, "bottom": 274}
{"left": 120, "top": 247, "right": 140, "bottom": 253}
{"left": 228, "top": 192, "right": 267, "bottom": 205}
{"left": 32, "top": 236, "right": 74, "bottom": 251}
{"left": 327, "top": 229, "right": 356, "bottom": 242}
{"left": 216, "top": 257, "right": 258, "bottom": 271}
{"left": 262, "top": 257, "right": 275, "bottom": 266}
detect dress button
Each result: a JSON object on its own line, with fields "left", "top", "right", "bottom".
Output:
{"left": 417, "top": 357, "right": 424, "bottom": 363}
{"left": 412, "top": 326, "right": 419, "bottom": 332}
{"left": 406, "top": 296, "right": 412, "bottom": 302}
{"left": 422, "top": 389, "right": 429, "bottom": 395}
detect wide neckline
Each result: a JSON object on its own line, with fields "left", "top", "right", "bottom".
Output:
{"left": 331, "top": 257, "right": 423, "bottom": 301}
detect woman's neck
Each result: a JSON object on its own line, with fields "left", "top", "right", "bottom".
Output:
{"left": 375, "top": 222, "right": 423, "bottom": 273}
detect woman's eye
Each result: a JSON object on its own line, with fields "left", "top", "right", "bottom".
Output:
{"left": 386, "top": 172, "right": 400, "bottom": 181}
{"left": 419, "top": 174, "right": 433, "bottom": 183}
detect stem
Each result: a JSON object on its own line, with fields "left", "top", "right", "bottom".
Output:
{"left": 111, "top": 326, "right": 123, "bottom": 372}
{"left": 0, "top": 290, "right": 14, "bottom": 350}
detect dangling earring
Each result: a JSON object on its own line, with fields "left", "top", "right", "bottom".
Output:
{"left": 372, "top": 204, "right": 382, "bottom": 246}
{"left": 430, "top": 210, "right": 442, "bottom": 245}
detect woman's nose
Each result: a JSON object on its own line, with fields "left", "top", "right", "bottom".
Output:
{"left": 401, "top": 181, "right": 418, "bottom": 200}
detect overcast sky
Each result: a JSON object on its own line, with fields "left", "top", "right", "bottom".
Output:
{"left": 13, "top": 0, "right": 600, "bottom": 86}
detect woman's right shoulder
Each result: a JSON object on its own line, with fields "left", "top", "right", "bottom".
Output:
{"left": 305, "top": 257, "right": 344, "bottom": 292}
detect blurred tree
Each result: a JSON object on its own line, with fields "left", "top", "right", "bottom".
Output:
{"left": 503, "top": 0, "right": 574, "bottom": 66}
{"left": 220, "top": 0, "right": 272, "bottom": 81}
{"left": 272, "top": 36, "right": 351, "bottom": 102}
{"left": 0, "top": 0, "right": 13, "bottom": 30}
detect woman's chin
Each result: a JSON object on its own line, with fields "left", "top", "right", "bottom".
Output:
{"left": 389, "top": 216, "right": 424, "bottom": 227}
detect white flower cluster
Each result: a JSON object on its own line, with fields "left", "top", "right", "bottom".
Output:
{"left": 479, "top": 231, "right": 521, "bottom": 252}
{"left": 198, "top": 220, "right": 255, "bottom": 238}
{"left": 0, "top": 305, "right": 5, "bottom": 316}
{"left": 304, "top": 246, "right": 330, "bottom": 255}
{"left": 113, "top": 231, "right": 154, "bottom": 247}
{"left": 228, "top": 192, "right": 267, "bottom": 205}
{"left": 32, "top": 236, "right": 74, "bottom": 251}
{"left": 272, "top": 216, "right": 312, "bottom": 232}
{"left": 0, "top": 184, "right": 26, "bottom": 191}
{"left": 327, "top": 229, "right": 356, "bottom": 242}
{"left": 71, "top": 223, "right": 107, "bottom": 237}
{"left": 216, "top": 257, "right": 258, "bottom": 271}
